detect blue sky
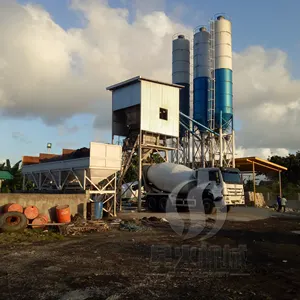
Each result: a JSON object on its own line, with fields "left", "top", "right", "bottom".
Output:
{"left": 16, "top": 0, "right": 300, "bottom": 67}
{"left": 1, "top": 0, "right": 300, "bottom": 163}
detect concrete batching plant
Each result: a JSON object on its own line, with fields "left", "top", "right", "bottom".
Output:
{"left": 172, "top": 13, "right": 235, "bottom": 168}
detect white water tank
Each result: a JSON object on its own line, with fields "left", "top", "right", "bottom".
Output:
{"left": 146, "top": 162, "right": 196, "bottom": 193}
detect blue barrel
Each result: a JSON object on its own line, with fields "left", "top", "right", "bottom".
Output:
{"left": 94, "top": 201, "right": 103, "bottom": 220}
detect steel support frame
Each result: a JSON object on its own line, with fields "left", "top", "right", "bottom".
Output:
{"left": 116, "top": 130, "right": 178, "bottom": 212}
{"left": 210, "top": 130, "right": 235, "bottom": 168}
{"left": 176, "top": 130, "right": 191, "bottom": 166}
{"left": 138, "top": 131, "right": 177, "bottom": 211}
{"left": 87, "top": 173, "right": 118, "bottom": 217}
{"left": 22, "top": 168, "right": 118, "bottom": 217}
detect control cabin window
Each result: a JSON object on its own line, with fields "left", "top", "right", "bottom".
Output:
{"left": 159, "top": 108, "right": 168, "bottom": 120}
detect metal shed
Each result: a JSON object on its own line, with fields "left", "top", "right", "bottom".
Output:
{"left": 235, "top": 156, "right": 288, "bottom": 199}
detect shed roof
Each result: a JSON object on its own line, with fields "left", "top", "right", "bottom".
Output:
{"left": 106, "top": 76, "right": 184, "bottom": 91}
{"left": 235, "top": 157, "right": 287, "bottom": 173}
{"left": 0, "top": 171, "right": 13, "bottom": 180}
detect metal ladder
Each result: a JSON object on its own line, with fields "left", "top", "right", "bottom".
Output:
{"left": 208, "top": 19, "right": 216, "bottom": 131}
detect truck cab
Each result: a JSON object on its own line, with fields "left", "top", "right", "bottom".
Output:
{"left": 196, "top": 167, "right": 245, "bottom": 213}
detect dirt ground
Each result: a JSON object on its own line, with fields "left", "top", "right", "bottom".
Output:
{"left": 0, "top": 214, "right": 300, "bottom": 300}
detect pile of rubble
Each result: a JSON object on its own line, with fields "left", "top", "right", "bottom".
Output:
{"left": 58, "top": 214, "right": 110, "bottom": 235}
{"left": 59, "top": 216, "right": 171, "bottom": 235}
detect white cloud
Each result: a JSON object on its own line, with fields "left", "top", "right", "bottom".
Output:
{"left": 0, "top": 0, "right": 299, "bottom": 156}
{"left": 235, "top": 147, "right": 290, "bottom": 159}
{"left": 234, "top": 46, "right": 300, "bottom": 150}
{"left": 0, "top": 0, "right": 190, "bottom": 126}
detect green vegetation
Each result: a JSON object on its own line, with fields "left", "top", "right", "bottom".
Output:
{"left": 268, "top": 152, "right": 300, "bottom": 187}
{"left": 0, "top": 159, "right": 34, "bottom": 192}
{"left": 0, "top": 159, "right": 22, "bottom": 192}
{"left": 0, "top": 229, "right": 64, "bottom": 244}
{"left": 123, "top": 152, "right": 165, "bottom": 183}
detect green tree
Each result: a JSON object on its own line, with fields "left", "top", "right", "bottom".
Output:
{"left": 0, "top": 159, "right": 22, "bottom": 192}
{"left": 268, "top": 152, "right": 300, "bottom": 187}
{"left": 260, "top": 153, "right": 300, "bottom": 198}
{"left": 123, "top": 152, "right": 165, "bottom": 183}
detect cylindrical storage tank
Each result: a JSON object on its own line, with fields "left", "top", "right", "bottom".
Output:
{"left": 172, "top": 34, "right": 190, "bottom": 137}
{"left": 23, "top": 205, "right": 39, "bottom": 220}
{"left": 214, "top": 15, "right": 233, "bottom": 129}
{"left": 193, "top": 26, "right": 210, "bottom": 129}
{"left": 146, "top": 163, "right": 196, "bottom": 194}
{"left": 4, "top": 203, "right": 23, "bottom": 213}
{"left": 56, "top": 205, "right": 71, "bottom": 223}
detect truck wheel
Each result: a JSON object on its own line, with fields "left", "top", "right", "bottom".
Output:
{"left": 147, "top": 197, "right": 157, "bottom": 211}
{"left": 0, "top": 212, "right": 28, "bottom": 232}
{"left": 158, "top": 197, "right": 168, "bottom": 212}
{"left": 203, "top": 199, "right": 216, "bottom": 215}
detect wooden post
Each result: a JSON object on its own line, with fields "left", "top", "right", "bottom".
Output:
{"left": 279, "top": 171, "right": 282, "bottom": 198}
{"left": 252, "top": 162, "right": 256, "bottom": 202}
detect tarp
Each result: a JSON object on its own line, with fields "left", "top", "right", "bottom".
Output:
{"left": 0, "top": 171, "right": 13, "bottom": 180}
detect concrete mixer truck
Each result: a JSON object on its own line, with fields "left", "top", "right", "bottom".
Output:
{"left": 142, "top": 162, "right": 245, "bottom": 214}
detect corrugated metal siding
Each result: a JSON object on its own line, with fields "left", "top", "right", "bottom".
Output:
{"left": 141, "top": 81, "right": 179, "bottom": 137}
{"left": 112, "top": 82, "right": 141, "bottom": 111}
